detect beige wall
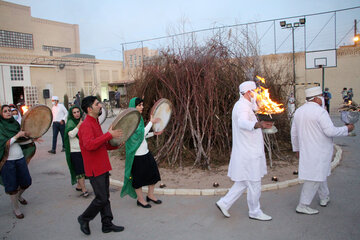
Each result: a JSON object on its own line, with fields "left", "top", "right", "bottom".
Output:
{"left": 0, "top": 0, "right": 80, "bottom": 57}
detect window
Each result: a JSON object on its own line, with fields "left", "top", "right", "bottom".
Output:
{"left": 10, "top": 66, "right": 24, "bottom": 81}
{"left": 0, "top": 30, "right": 33, "bottom": 49}
{"left": 67, "top": 82, "right": 76, "bottom": 98}
{"left": 84, "top": 82, "right": 93, "bottom": 96}
{"left": 42, "top": 45, "right": 71, "bottom": 53}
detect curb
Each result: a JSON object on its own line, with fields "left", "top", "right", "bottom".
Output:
{"left": 110, "top": 144, "right": 343, "bottom": 196}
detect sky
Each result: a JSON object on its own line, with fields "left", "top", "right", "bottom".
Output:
{"left": 5, "top": 0, "right": 360, "bottom": 60}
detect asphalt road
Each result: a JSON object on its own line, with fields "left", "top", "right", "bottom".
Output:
{"left": 0, "top": 115, "right": 359, "bottom": 240}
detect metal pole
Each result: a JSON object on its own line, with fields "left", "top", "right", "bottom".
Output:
{"left": 122, "top": 44, "right": 125, "bottom": 69}
{"left": 322, "top": 66, "right": 325, "bottom": 92}
{"left": 274, "top": 20, "right": 277, "bottom": 54}
{"left": 292, "top": 27, "right": 296, "bottom": 105}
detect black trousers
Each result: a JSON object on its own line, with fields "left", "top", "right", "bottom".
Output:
{"left": 80, "top": 172, "right": 113, "bottom": 225}
{"left": 51, "top": 121, "right": 65, "bottom": 151}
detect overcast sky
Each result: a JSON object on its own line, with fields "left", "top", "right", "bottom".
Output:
{"left": 5, "top": 0, "right": 360, "bottom": 60}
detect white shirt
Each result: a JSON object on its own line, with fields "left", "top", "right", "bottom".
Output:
{"left": 52, "top": 103, "right": 68, "bottom": 122}
{"left": 68, "top": 127, "right": 81, "bottom": 152}
{"left": 7, "top": 137, "right": 24, "bottom": 160}
{"left": 135, "top": 122, "right": 154, "bottom": 156}
{"left": 227, "top": 96, "right": 267, "bottom": 181}
{"left": 291, "top": 102, "right": 348, "bottom": 181}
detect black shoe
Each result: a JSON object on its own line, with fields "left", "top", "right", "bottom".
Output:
{"left": 102, "top": 223, "right": 125, "bottom": 233}
{"left": 146, "top": 196, "right": 162, "bottom": 204}
{"left": 48, "top": 150, "right": 56, "bottom": 154}
{"left": 61, "top": 148, "right": 65, "bottom": 152}
{"left": 137, "top": 200, "right": 151, "bottom": 208}
{"left": 78, "top": 216, "right": 90, "bottom": 235}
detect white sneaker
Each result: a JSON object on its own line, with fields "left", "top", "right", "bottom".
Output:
{"left": 296, "top": 204, "right": 319, "bottom": 215}
{"left": 216, "top": 201, "right": 230, "bottom": 218}
{"left": 249, "top": 212, "right": 272, "bottom": 221}
{"left": 320, "top": 197, "right": 330, "bottom": 207}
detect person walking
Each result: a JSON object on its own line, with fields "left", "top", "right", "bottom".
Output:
{"left": 323, "top": 88, "right": 332, "bottom": 113}
{"left": 291, "top": 86, "right": 354, "bottom": 215}
{"left": 64, "top": 106, "right": 88, "bottom": 197}
{"left": 48, "top": 96, "right": 68, "bottom": 154}
{"left": 215, "top": 81, "right": 273, "bottom": 221}
{"left": 120, "top": 97, "right": 162, "bottom": 208}
{"left": 77, "top": 96, "right": 124, "bottom": 235}
{"left": 0, "top": 105, "right": 38, "bottom": 219}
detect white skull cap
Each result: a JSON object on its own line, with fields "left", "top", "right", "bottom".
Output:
{"left": 239, "top": 81, "right": 256, "bottom": 93}
{"left": 305, "top": 87, "right": 322, "bottom": 98}
{"left": 52, "top": 96, "right": 59, "bottom": 101}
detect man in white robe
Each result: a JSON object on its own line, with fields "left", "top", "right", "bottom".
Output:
{"left": 291, "top": 86, "right": 354, "bottom": 215}
{"left": 216, "top": 81, "right": 273, "bottom": 221}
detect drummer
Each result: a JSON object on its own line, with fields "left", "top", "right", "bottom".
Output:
{"left": 0, "top": 105, "right": 38, "bottom": 219}
{"left": 121, "top": 97, "right": 162, "bottom": 208}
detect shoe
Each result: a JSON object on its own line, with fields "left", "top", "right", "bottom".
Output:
{"left": 81, "top": 191, "right": 89, "bottom": 198}
{"left": 14, "top": 211, "right": 24, "bottom": 219}
{"left": 249, "top": 212, "right": 272, "bottom": 221}
{"left": 146, "top": 196, "right": 162, "bottom": 204}
{"left": 75, "top": 187, "right": 82, "bottom": 192}
{"left": 216, "top": 201, "right": 230, "bottom": 218}
{"left": 78, "top": 216, "right": 91, "bottom": 235}
{"left": 48, "top": 150, "right": 56, "bottom": 154}
{"left": 61, "top": 148, "right": 65, "bottom": 152}
{"left": 296, "top": 205, "right": 319, "bottom": 215}
{"left": 18, "top": 198, "right": 28, "bottom": 205}
{"left": 102, "top": 223, "right": 125, "bottom": 233}
{"left": 137, "top": 200, "right": 151, "bottom": 208}
{"left": 320, "top": 197, "right": 330, "bottom": 207}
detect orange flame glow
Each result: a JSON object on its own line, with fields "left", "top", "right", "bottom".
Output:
{"left": 255, "top": 76, "right": 284, "bottom": 115}
{"left": 21, "top": 105, "right": 29, "bottom": 114}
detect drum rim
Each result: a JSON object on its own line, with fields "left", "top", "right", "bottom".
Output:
{"left": 150, "top": 98, "right": 172, "bottom": 133}
{"left": 109, "top": 108, "right": 141, "bottom": 146}
{"left": 21, "top": 104, "right": 53, "bottom": 139}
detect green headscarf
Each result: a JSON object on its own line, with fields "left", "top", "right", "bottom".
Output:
{"left": 64, "top": 105, "right": 83, "bottom": 185}
{"left": 0, "top": 108, "right": 36, "bottom": 185}
{"left": 120, "top": 97, "right": 144, "bottom": 199}
{"left": 0, "top": 115, "right": 20, "bottom": 161}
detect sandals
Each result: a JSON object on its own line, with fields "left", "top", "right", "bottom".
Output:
{"left": 18, "top": 198, "right": 28, "bottom": 205}
{"left": 81, "top": 191, "right": 89, "bottom": 198}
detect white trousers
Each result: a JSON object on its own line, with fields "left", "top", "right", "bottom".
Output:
{"left": 218, "top": 180, "right": 263, "bottom": 218}
{"left": 299, "top": 180, "right": 330, "bottom": 205}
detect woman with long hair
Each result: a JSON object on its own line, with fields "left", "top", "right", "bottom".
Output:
{"left": 121, "top": 97, "right": 162, "bottom": 208}
{"left": 64, "top": 106, "right": 88, "bottom": 197}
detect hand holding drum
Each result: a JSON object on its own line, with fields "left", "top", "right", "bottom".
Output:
{"left": 149, "top": 98, "right": 172, "bottom": 134}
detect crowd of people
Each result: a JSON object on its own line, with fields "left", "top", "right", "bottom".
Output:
{"left": 0, "top": 83, "right": 355, "bottom": 235}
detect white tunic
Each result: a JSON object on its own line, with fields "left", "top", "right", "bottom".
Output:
{"left": 291, "top": 102, "right": 348, "bottom": 181}
{"left": 227, "top": 96, "right": 267, "bottom": 181}
{"left": 135, "top": 122, "right": 154, "bottom": 156}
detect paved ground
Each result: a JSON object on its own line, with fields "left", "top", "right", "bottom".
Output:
{"left": 0, "top": 115, "right": 359, "bottom": 240}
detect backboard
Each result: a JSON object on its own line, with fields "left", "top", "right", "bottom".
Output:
{"left": 305, "top": 49, "right": 337, "bottom": 69}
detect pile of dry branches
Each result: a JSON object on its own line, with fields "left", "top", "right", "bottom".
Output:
{"left": 129, "top": 34, "right": 293, "bottom": 169}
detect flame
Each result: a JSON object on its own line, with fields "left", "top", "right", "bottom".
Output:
{"left": 21, "top": 105, "right": 29, "bottom": 114}
{"left": 348, "top": 100, "right": 352, "bottom": 105}
{"left": 255, "top": 76, "right": 284, "bottom": 115}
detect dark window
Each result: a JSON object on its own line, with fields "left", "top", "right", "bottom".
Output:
{"left": 10, "top": 66, "right": 24, "bottom": 81}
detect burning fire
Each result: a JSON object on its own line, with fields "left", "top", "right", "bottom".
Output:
{"left": 255, "top": 76, "right": 284, "bottom": 115}
{"left": 21, "top": 105, "right": 29, "bottom": 114}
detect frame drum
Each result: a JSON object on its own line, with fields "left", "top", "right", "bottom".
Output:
{"left": 109, "top": 108, "right": 141, "bottom": 146}
{"left": 150, "top": 98, "right": 172, "bottom": 134}
{"left": 21, "top": 105, "right": 53, "bottom": 139}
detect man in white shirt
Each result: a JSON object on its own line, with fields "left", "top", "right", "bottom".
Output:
{"left": 216, "top": 81, "right": 273, "bottom": 221}
{"left": 291, "top": 86, "right": 354, "bottom": 215}
{"left": 48, "top": 96, "right": 68, "bottom": 154}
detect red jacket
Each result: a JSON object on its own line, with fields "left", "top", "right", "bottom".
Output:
{"left": 78, "top": 115, "right": 117, "bottom": 177}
